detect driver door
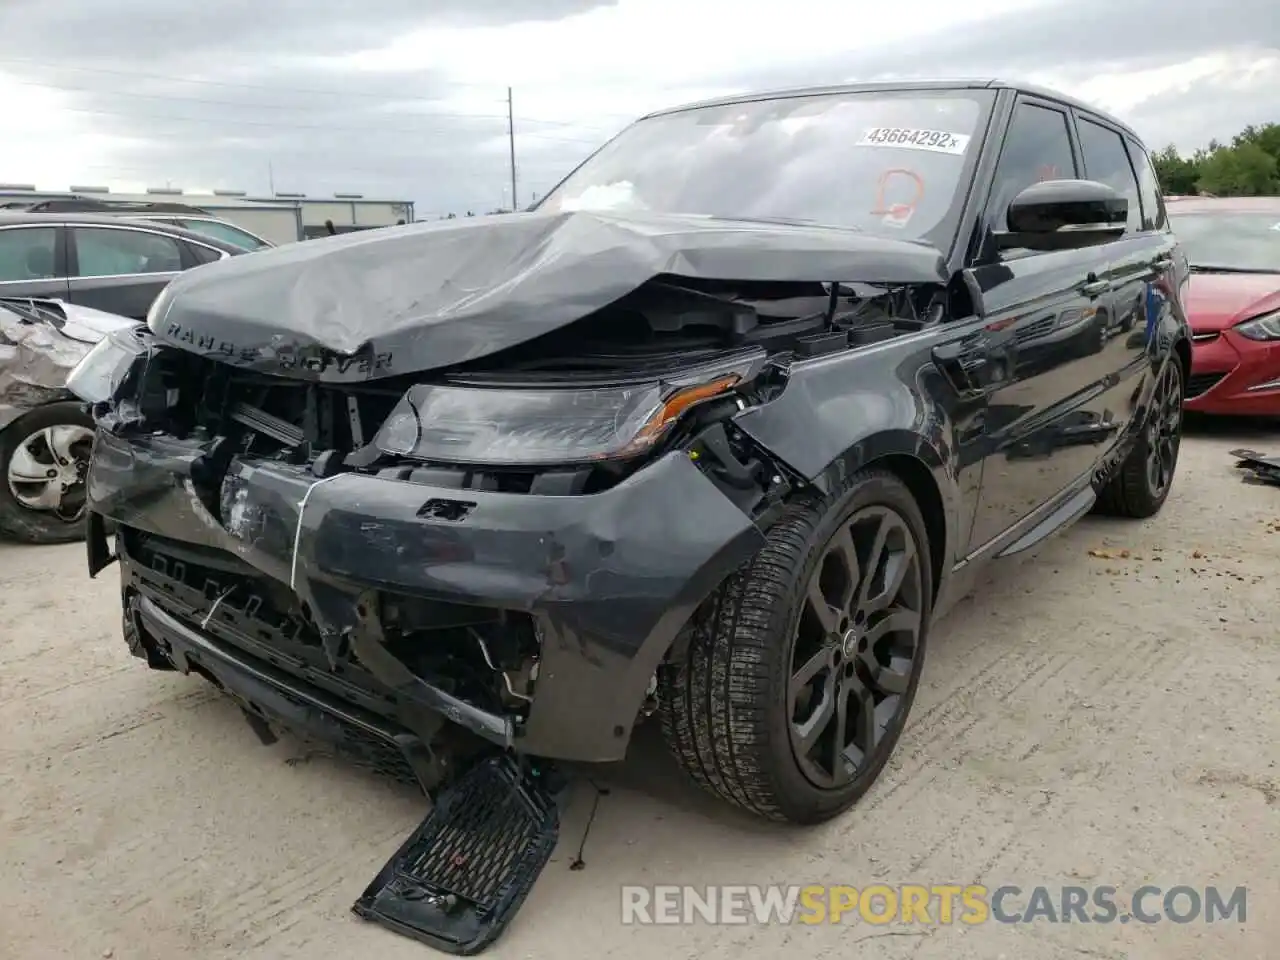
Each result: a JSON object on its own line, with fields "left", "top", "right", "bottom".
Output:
{"left": 960, "top": 96, "right": 1114, "bottom": 554}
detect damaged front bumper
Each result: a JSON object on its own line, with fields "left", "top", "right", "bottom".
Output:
{"left": 88, "top": 427, "right": 766, "bottom": 765}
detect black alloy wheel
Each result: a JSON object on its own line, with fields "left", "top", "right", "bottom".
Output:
{"left": 1095, "top": 357, "right": 1184, "bottom": 519}
{"left": 660, "top": 469, "right": 933, "bottom": 824}
{"left": 789, "top": 505, "right": 925, "bottom": 789}
{"left": 1146, "top": 359, "right": 1182, "bottom": 501}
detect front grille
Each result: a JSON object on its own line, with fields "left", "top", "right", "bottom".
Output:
{"left": 1015, "top": 316, "right": 1057, "bottom": 343}
{"left": 395, "top": 757, "right": 556, "bottom": 910}
{"left": 1186, "top": 371, "right": 1227, "bottom": 399}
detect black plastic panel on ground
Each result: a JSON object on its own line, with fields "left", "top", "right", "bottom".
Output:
{"left": 352, "top": 754, "right": 560, "bottom": 955}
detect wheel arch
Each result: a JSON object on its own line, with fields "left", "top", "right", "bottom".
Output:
{"left": 865, "top": 452, "right": 947, "bottom": 607}
{"left": 809, "top": 432, "right": 951, "bottom": 608}
{"left": 648, "top": 431, "right": 954, "bottom": 743}
{"left": 0, "top": 389, "right": 77, "bottom": 436}
{"left": 1171, "top": 335, "right": 1191, "bottom": 395}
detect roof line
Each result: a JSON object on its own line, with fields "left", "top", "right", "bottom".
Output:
{"left": 639, "top": 77, "right": 1142, "bottom": 142}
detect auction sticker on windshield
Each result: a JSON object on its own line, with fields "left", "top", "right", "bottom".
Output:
{"left": 859, "top": 127, "right": 971, "bottom": 155}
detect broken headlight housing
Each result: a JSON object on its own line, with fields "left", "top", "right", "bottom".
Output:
{"left": 373, "top": 351, "right": 765, "bottom": 467}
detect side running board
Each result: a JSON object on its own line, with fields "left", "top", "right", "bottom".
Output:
{"left": 353, "top": 754, "right": 561, "bottom": 955}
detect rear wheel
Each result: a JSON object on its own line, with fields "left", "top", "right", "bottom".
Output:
{"left": 0, "top": 401, "right": 95, "bottom": 544}
{"left": 1096, "top": 358, "right": 1183, "bottom": 519}
{"left": 659, "top": 469, "right": 932, "bottom": 824}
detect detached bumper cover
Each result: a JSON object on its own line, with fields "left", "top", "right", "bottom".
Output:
{"left": 88, "top": 430, "right": 766, "bottom": 761}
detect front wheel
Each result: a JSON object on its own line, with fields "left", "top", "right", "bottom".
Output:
{"left": 1095, "top": 358, "right": 1183, "bottom": 519}
{"left": 0, "top": 401, "right": 96, "bottom": 544}
{"left": 659, "top": 469, "right": 932, "bottom": 824}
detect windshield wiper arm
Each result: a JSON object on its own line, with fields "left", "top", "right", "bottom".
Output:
{"left": 1189, "top": 264, "right": 1280, "bottom": 275}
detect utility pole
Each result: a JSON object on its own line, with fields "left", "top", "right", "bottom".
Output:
{"left": 268, "top": 159, "right": 275, "bottom": 195}
{"left": 507, "top": 86, "right": 517, "bottom": 211}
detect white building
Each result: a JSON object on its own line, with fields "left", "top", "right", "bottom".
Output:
{"left": 0, "top": 184, "right": 416, "bottom": 245}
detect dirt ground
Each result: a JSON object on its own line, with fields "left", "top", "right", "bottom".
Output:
{"left": 2, "top": 422, "right": 1278, "bottom": 960}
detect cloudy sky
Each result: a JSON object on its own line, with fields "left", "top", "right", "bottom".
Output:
{"left": 0, "top": 0, "right": 1275, "bottom": 217}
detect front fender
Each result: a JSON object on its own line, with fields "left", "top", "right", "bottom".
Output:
{"left": 731, "top": 347, "right": 967, "bottom": 578}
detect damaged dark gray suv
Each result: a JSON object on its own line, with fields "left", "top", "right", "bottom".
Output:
{"left": 71, "top": 79, "right": 1190, "bottom": 954}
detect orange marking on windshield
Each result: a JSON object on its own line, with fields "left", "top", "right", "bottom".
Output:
{"left": 870, "top": 168, "right": 926, "bottom": 227}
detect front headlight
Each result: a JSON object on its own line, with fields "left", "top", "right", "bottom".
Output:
{"left": 1235, "top": 310, "right": 1280, "bottom": 341}
{"left": 373, "top": 353, "right": 764, "bottom": 467}
{"left": 65, "top": 325, "right": 149, "bottom": 403}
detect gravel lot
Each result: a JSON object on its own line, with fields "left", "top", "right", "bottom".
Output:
{"left": 2, "top": 422, "right": 1277, "bottom": 960}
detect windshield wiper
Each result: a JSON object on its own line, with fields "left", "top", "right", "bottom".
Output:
{"left": 1189, "top": 264, "right": 1280, "bottom": 275}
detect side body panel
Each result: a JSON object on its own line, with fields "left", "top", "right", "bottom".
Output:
{"left": 961, "top": 247, "right": 1112, "bottom": 553}
{"left": 961, "top": 93, "right": 1116, "bottom": 554}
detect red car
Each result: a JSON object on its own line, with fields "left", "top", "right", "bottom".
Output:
{"left": 1166, "top": 197, "right": 1280, "bottom": 416}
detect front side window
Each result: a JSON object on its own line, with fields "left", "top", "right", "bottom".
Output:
{"left": 73, "top": 227, "right": 183, "bottom": 278}
{"left": 0, "top": 226, "right": 58, "bottom": 282}
{"left": 1076, "top": 117, "right": 1142, "bottom": 233}
{"left": 989, "top": 102, "right": 1079, "bottom": 228}
{"left": 536, "top": 90, "right": 995, "bottom": 249}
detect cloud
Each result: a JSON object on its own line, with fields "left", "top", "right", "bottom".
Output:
{"left": 0, "top": 0, "right": 1274, "bottom": 215}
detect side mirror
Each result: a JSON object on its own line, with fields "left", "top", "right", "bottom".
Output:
{"left": 995, "top": 179, "right": 1127, "bottom": 252}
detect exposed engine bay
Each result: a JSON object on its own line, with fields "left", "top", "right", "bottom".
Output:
{"left": 116, "top": 274, "right": 939, "bottom": 479}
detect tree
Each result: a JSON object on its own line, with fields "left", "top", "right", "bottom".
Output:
{"left": 1150, "top": 122, "right": 1280, "bottom": 198}
{"left": 1152, "top": 145, "right": 1200, "bottom": 195}
{"left": 1232, "top": 123, "right": 1280, "bottom": 163}
{"left": 1196, "top": 141, "right": 1279, "bottom": 197}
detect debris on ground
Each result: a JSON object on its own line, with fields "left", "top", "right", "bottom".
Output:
{"left": 1229, "top": 449, "right": 1280, "bottom": 488}
{"left": 1088, "top": 548, "right": 1132, "bottom": 560}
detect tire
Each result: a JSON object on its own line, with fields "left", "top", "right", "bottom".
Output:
{"left": 0, "top": 401, "right": 95, "bottom": 545}
{"left": 659, "top": 469, "right": 933, "bottom": 825}
{"left": 1095, "top": 357, "right": 1183, "bottom": 519}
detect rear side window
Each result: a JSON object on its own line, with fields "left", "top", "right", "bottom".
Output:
{"left": 177, "top": 218, "right": 269, "bottom": 250}
{"left": 0, "top": 226, "right": 58, "bottom": 281}
{"left": 1075, "top": 117, "right": 1142, "bottom": 233}
{"left": 1125, "top": 139, "right": 1168, "bottom": 231}
{"left": 73, "top": 227, "right": 184, "bottom": 277}
{"left": 185, "top": 241, "right": 223, "bottom": 265}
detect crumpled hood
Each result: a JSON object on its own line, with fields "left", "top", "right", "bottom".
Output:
{"left": 146, "top": 209, "right": 949, "bottom": 381}
{"left": 1185, "top": 272, "right": 1280, "bottom": 333}
{"left": 0, "top": 299, "right": 135, "bottom": 431}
